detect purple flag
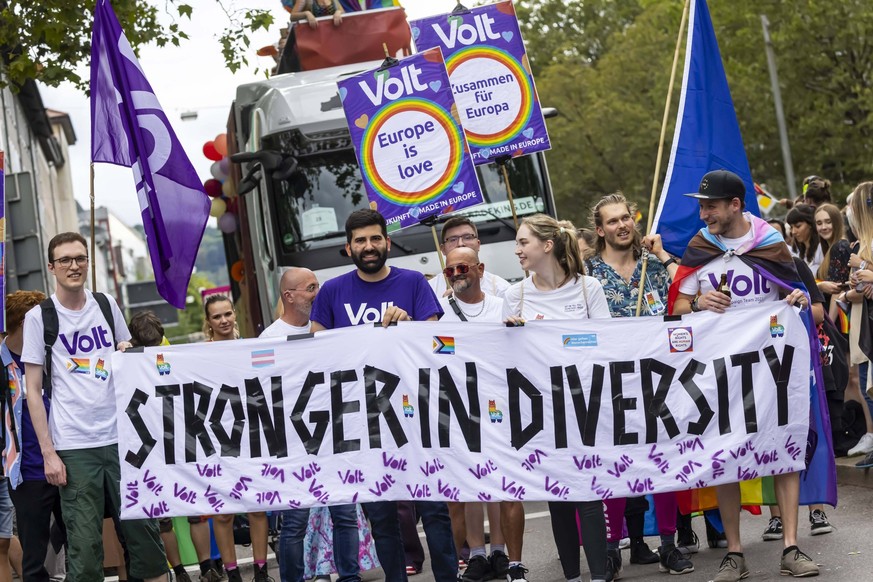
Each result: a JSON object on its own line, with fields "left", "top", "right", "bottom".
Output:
{"left": 90, "top": 0, "right": 210, "bottom": 308}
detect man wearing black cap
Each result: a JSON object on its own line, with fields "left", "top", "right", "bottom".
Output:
{"left": 670, "top": 170, "right": 818, "bottom": 581}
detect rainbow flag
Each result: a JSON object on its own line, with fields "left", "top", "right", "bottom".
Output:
{"left": 338, "top": 0, "right": 401, "bottom": 11}
{"left": 432, "top": 336, "right": 455, "bottom": 355}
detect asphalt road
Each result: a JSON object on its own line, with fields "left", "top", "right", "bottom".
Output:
{"left": 380, "top": 483, "right": 873, "bottom": 582}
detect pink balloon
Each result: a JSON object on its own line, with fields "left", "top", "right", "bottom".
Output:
{"left": 218, "top": 212, "right": 238, "bottom": 234}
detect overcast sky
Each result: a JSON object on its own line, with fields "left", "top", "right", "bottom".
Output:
{"left": 40, "top": 0, "right": 461, "bottom": 228}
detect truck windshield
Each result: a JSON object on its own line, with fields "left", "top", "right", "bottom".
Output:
{"left": 267, "top": 148, "right": 547, "bottom": 255}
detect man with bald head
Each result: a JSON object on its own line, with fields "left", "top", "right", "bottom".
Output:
{"left": 431, "top": 217, "right": 510, "bottom": 298}
{"left": 439, "top": 247, "right": 503, "bottom": 322}
{"left": 436, "top": 248, "right": 523, "bottom": 582}
{"left": 260, "top": 268, "right": 319, "bottom": 337}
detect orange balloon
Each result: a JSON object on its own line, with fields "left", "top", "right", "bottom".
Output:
{"left": 214, "top": 134, "right": 228, "bottom": 157}
{"left": 231, "top": 260, "right": 245, "bottom": 283}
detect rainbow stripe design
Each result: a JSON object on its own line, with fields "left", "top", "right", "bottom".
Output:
{"left": 95, "top": 359, "right": 109, "bottom": 381}
{"left": 156, "top": 354, "right": 171, "bottom": 376}
{"left": 360, "top": 98, "right": 464, "bottom": 207}
{"left": 432, "top": 336, "right": 455, "bottom": 355}
{"left": 66, "top": 358, "right": 90, "bottom": 375}
{"left": 446, "top": 45, "right": 534, "bottom": 147}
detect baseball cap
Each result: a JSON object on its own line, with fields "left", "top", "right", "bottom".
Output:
{"left": 684, "top": 170, "right": 746, "bottom": 200}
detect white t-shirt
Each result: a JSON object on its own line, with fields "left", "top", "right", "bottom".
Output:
{"left": 259, "top": 318, "right": 311, "bottom": 338}
{"left": 502, "top": 275, "right": 611, "bottom": 320}
{"left": 21, "top": 290, "right": 131, "bottom": 451}
{"left": 430, "top": 270, "right": 510, "bottom": 298}
{"left": 789, "top": 243, "right": 823, "bottom": 277}
{"left": 439, "top": 295, "right": 504, "bottom": 323}
{"left": 678, "top": 229, "right": 780, "bottom": 307}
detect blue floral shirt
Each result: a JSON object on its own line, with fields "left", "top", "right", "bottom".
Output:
{"left": 587, "top": 255, "right": 671, "bottom": 318}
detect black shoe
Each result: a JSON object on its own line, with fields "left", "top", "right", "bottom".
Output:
{"left": 175, "top": 570, "right": 193, "bottom": 582}
{"left": 506, "top": 564, "right": 529, "bottom": 581}
{"left": 856, "top": 450, "right": 873, "bottom": 468}
{"left": 705, "top": 519, "right": 728, "bottom": 549}
{"left": 658, "top": 543, "right": 694, "bottom": 575}
{"left": 629, "top": 538, "right": 659, "bottom": 565}
{"left": 461, "top": 555, "right": 493, "bottom": 582}
{"left": 489, "top": 550, "right": 509, "bottom": 578}
{"left": 226, "top": 569, "right": 242, "bottom": 582}
{"left": 252, "top": 564, "right": 274, "bottom": 582}
{"left": 606, "top": 548, "right": 623, "bottom": 581}
{"left": 676, "top": 528, "right": 699, "bottom": 555}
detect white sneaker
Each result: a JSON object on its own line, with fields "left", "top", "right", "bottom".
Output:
{"left": 848, "top": 432, "right": 873, "bottom": 456}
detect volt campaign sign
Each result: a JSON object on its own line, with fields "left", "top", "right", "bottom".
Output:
{"left": 338, "top": 48, "right": 482, "bottom": 232}
{"left": 411, "top": 1, "right": 551, "bottom": 165}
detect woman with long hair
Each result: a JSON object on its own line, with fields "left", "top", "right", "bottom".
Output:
{"left": 202, "top": 296, "right": 273, "bottom": 582}
{"left": 814, "top": 203, "right": 852, "bottom": 318}
{"left": 503, "top": 214, "right": 610, "bottom": 582}
{"left": 843, "top": 183, "right": 873, "bottom": 464}
{"left": 786, "top": 205, "right": 823, "bottom": 273}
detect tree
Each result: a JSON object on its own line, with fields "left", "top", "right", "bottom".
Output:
{"left": 529, "top": 0, "right": 873, "bottom": 228}
{"left": 0, "top": 0, "right": 273, "bottom": 91}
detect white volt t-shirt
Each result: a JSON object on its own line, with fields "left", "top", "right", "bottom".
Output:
{"left": 439, "top": 295, "right": 504, "bottom": 323}
{"left": 502, "top": 275, "right": 611, "bottom": 320}
{"left": 21, "top": 291, "right": 131, "bottom": 450}
{"left": 430, "top": 270, "right": 511, "bottom": 298}
{"left": 678, "top": 229, "right": 780, "bottom": 307}
{"left": 260, "top": 318, "right": 312, "bottom": 338}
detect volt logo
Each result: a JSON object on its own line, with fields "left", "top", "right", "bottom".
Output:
{"left": 344, "top": 301, "right": 395, "bottom": 326}
{"left": 707, "top": 270, "right": 771, "bottom": 297}
{"left": 431, "top": 13, "right": 501, "bottom": 49}
{"left": 359, "top": 64, "right": 427, "bottom": 107}
{"left": 59, "top": 327, "right": 113, "bottom": 355}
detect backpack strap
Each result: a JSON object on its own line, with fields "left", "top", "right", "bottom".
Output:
{"left": 39, "top": 298, "right": 59, "bottom": 400}
{"left": 39, "top": 293, "right": 117, "bottom": 399}
{"left": 446, "top": 296, "right": 468, "bottom": 322}
{"left": 93, "top": 292, "right": 117, "bottom": 348}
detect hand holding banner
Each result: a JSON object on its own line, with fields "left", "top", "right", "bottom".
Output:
{"left": 411, "top": 1, "right": 551, "bottom": 165}
{"left": 338, "top": 48, "right": 482, "bottom": 232}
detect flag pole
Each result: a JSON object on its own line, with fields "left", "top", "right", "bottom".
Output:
{"left": 90, "top": 162, "right": 97, "bottom": 289}
{"left": 635, "top": 0, "right": 690, "bottom": 316}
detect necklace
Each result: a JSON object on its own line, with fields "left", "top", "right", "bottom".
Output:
{"left": 457, "top": 296, "right": 486, "bottom": 319}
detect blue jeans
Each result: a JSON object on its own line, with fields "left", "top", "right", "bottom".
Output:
{"left": 364, "top": 501, "right": 456, "bottom": 582}
{"left": 362, "top": 501, "right": 407, "bottom": 582}
{"left": 279, "top": 504, "right": 361, "bottom": 582}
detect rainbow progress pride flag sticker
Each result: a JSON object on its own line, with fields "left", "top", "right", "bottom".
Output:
{"left": 411, "top": 0, "right": 551, "bottom": 165}
{"left": 338, "top": 48, "right": 482, "bottom": 233}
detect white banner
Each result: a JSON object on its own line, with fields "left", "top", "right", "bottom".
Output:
{"left": 114, "top": 303, "right": 811, "bottom": 519}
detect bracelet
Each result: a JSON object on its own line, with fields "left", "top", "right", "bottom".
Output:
{"left": 862, "top": 260, "right": 868, "bottom": 271}
{"left": 662, "top": 257, "right": 677, "bottom": 268}
{"left": 690, "top": 297, "right": 701, "bottom": 312}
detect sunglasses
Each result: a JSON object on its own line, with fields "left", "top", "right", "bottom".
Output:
{"left": 443, "top": 263, "right": 479, "bottom": 278}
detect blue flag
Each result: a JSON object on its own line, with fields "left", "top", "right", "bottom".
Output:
{"left": 90, "top": 0, "right": 210, "bottom": 308}
{"left": 651, "top": 0, "right": 759, "bottom": 256}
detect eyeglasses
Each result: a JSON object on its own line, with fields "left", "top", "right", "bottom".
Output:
{"left": 52, "top": 256, "right": 89, "bottom": 268}
{"left": 443, "top": 263, "right": 479, "bottom": 278}
{"left": 444, "top": 233, "right": 477, "bottom": 246}
{"left": 286, "top": 283, "right": 319, "bottom": 293}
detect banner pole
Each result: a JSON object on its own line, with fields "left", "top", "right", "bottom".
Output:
{"left": 495, "top": 156, "right": 520, "bottom": 231}
{"left": 90, "top": 162, "right": 97, "bottom": 290}
{"left": 424, "top": 217, "right": 449, "bottom": 288}
{"left": 635, "top": 0, "right": 690, "bottom": 317}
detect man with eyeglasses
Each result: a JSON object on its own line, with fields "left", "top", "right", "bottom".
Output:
{"left": 261, "top": 268, "right": 319, "bottom": 337}
{"left": 21, "top": 232, "right": 170, "bottom": 581}
{"left": 430, "top": 217, "right": 511, "bottom": 298}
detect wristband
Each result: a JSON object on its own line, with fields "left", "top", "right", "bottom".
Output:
{"left": 690, "top": 298, "right": 701, "bottom": 312}
{"left": 662, "top": 257, "right": 677, "bottom": 268}
{"left": 862, "top": 260, "right": 868, "bottom": 271}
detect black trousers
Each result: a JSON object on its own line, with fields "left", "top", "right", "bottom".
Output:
{"left": 548, "top": 500, "right": 607, "bottom": 580}
{"left": 8, "top": 479, "right": 65, "bottom": 582}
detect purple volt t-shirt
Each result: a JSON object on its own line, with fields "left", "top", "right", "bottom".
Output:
{"left": 311, "top": 267, "right": 443, "bottom": 329}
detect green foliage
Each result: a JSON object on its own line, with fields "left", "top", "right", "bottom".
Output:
{"left": 0, "top": 0, "right": 273, "bottom": 91}
{"left": 531, "top": 0, "right": 873, "bottom": 228}
{"left": 171, "top": 271, "right": 214, "bottom": 344}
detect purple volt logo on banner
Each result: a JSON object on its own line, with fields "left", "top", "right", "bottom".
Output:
{"left": 338, "top": 48, "right": 482, "bottom": 232}
{"left": 411, "top": 1, "right": 551, "bottom": 165}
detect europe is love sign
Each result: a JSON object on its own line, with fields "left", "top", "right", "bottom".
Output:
{"left": 410, "top": 1, "right": 551, "bottom": 165}
{"left": 337, "top": 48, "right": 482, "bottom": 232}
{"left": 114, "top": 303, "right": 812, "bottom": 519}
